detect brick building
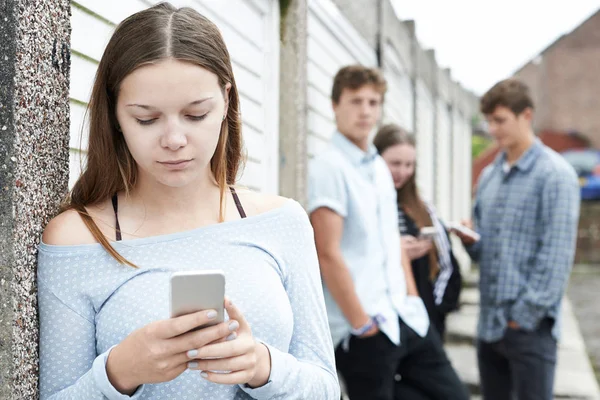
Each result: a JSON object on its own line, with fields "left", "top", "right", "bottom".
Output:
{"left": 514, "top": 8, "right": 600, "bottom": 148}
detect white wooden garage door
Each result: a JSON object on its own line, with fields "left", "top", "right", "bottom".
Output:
{"left": 306, "top": 0, "right": 377, "bottom": 158}
{"left": 69, "top": 0, "right": 279, "bottom": 193}
{"left": 381, "top": 40, "right": 414, "bottom": 133}
{"left": 451, "top": 108, "right": 466, "bottom": 223}
{"left": 435, "top": 99, "right": 452, "bottom": 221}
{"left": 416, "top": 79, "right": 435, "bottom": 203}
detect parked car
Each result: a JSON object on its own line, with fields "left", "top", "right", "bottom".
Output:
{"left": 561, "top": 149, "right": 600, "bottom": 200}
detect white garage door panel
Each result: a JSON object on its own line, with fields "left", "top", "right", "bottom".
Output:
{"left": 213, "top": 26, "right": 263, "bottom": 77}
{"left": 384, "top": 78, "right": 408, "bottom": 127}
{"left": 308, "top": 86, "right": 334, "bottom": 120}
{"left": 435, "top": 100, "right": 452, "bottom": 220}
{"left": 69, "top": 149, "right": 86, "bottom": 189}
{"left": 451, "top": 110, "right": 463, "bottom": 222}
{"left": 70, "top": 101, "right": 89, "bottom": 151}
{"left": 70, "top": 56, "right": 97, "bottom": 104}
{"left": 308, "top": 111, "right": 336, "bottom": 142}
{"left": 461, "top": 117, "right": 472, "bottom": 218}
{"left": 71, "top": 6, "right": 114, "bottom": 62}
{"left": 232, "top": 64, "right": 263, "bottom": 106}
{"left": 307, "top": 37, "right": 349, "bottom": 78}
{"left": 383, "top": 102, "right": 403, "bottom": 127}
{"left": 238, "top": 159, "right": 263, "bottom": 190}
{"left": 416, "top": 80, "right": 435, "bottom": 202}
{"left": 238, "top": 96, "right": 264, "bottom": 133}
{"left": 73, "top": 0, "right": 150, "bottom": 25}
{"left": 190, "top": 0, "right": 265, "bottom": 49}
{"left": 245, "top": 0, "right": 269, "bottom": 13}
{"left": 308, "top": 25, "right": 357, "bottom": 69}
{"left": 383, "top": 42, "right": 405, "bottom": 75}
{"left": 383, "top": 41, "right": 414, "bottom": 133}
{"left": 309, "top": 0, "right": 376, "bottom": 67}
{"left": 307, "top": 61, "right": 333, "bottom": 97}
{"left": 243, "top": 125, "right": 265, "bottom": 163}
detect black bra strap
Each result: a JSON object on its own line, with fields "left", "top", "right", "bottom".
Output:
{"left": 111, "top": 194, "right": 122, "bottom": 241}
{"left": 111, "top": 188, "right": 246, "bottom": 242}
{"left": 230, "top": 187, "right": 247, "bottom": 218}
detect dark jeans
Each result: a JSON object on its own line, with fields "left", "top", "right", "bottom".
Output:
{"left": 336, "top": 318, "right": 469, "bottom": 400}
{"left": 477, "top": 318, "right": 557, "bottom": 400}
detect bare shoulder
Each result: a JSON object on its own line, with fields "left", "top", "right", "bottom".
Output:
{"left": 42, "top": 200, "right": 113, "bottom": 246}
{"left": 42, "top": 210, "right": 96, "bottom": 246}
{"left": 233, "top": 187, "right": 292, "bottom": 217}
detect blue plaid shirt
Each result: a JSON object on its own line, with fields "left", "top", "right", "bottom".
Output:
{"left": 469, "top": 139, "right": 580, "bottom": 342}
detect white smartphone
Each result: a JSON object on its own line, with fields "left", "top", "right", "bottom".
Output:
{"left": 170, "top": 270, "right": 226, "bottom": 328}
{"left": 418, "top": 226, "right": 438, "bottom": 239}
{"left": 448, "top": 222, "right": 481, "bottom": 242}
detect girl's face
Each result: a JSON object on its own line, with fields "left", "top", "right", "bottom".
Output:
{"left": 116, "top": 58, "right": 231, "bottom": 189}
{"left": 380, "top": 143, "right": 416, "bottom": 189}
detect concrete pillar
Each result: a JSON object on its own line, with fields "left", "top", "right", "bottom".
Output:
{"left": 0, "top": 0, "right": 71, "bottom": 397}
{"left": 278, "top": 0, "right": 308, "bottom": 204}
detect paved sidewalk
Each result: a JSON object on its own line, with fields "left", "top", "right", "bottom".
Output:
{"left": 445, "top": 283, "right": 600, "bottom": 399}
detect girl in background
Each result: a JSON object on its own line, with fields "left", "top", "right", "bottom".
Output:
{"left": 374, "top": 123, "right": 462, "bottom": 339}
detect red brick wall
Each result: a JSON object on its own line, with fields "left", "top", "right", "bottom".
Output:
{"left": 515, "top": 61, "right": 542, "bottom": 122}
{"left": 556, "top": 11, "right": 600, "bottom": 49}
{"left": 536, "top": 48, "right": 600, "bottom": 148}
{"left": 514, "top": 11, "right": 600, "bottom": 148}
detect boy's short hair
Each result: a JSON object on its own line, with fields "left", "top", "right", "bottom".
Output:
{"left": 331, "top": 65, "right": 387, "bottom": 104}
{"left": 480, "top": 78, "right": 534, "bottom": 115}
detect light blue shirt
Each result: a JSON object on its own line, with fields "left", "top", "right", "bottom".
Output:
{"left": 37, "top": 201, "right": 340, "bottom": 399}
{"left": 308, "top": 132, "right": 429, "bottom": 348}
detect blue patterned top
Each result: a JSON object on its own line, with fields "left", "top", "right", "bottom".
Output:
{"left": 469, "top": 139, "right": 580, "bottom": 342}
{"left": 37, "top": 200, "right": 340, "bottom": 399}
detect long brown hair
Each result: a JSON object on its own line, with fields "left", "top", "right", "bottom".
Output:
{"left": 64, "top": 3, "right": 243, "bottom": 267}
{"left": 373, "top": 124, "right": 439, "bottom": 279}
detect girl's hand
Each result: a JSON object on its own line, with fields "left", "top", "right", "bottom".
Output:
{"left": 106, "top": 308, "right": 238, "bottom": 394}
{"left": 187, "top": 298, "right": 272, "bottom": 388}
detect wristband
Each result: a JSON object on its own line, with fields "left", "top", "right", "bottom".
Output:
{"left": 350, "top": 314, "right": 386, "bottom": 336}
{"left": 350, "top": 319, "right": 375, "bottom": 337}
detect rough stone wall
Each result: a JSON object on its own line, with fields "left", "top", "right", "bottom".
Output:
{"left": 0, "top": 0, "right": 71, "bottom": 397}
{"left": 0, "top": 1, "right": 18, "bottom": 397}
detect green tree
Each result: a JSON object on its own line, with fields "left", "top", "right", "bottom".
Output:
{"left": 472, "top": 135, "right": 493, "bottom": 159}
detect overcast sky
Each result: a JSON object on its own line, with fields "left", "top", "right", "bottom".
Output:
{"left": 390, "top": 0, "right": 599, "bottom": 95}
